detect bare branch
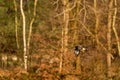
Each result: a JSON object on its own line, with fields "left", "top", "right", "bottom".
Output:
{"left": 55, "top": 0, "right": 77, "bottom": 17}
{"left": 79, "top": 21, "right": 108, "bottom": 52}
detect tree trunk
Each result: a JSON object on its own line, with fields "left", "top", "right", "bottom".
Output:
{"left": 107, "top": 0, "right": 113, "bottom": 78}
{"left": 64, "top": 5, "right": 69, "bottom": 54}
{"left": 20, "top": 0, "right": 27, "bottom": 70}
{"left": 72, "top": 0, "right": 82, "bottom": 74}
{"left": 94, "top": 0, "right": 99, "bottom": 46}
{"left": 73, "top": 0, "right": 81, "bottom": 45}
{"left": 76, "top": 55, "right": 81, "bottom": 74}
{"left": 112, "top": 0, "right": 120, "bottom": 56}
{"left": 13, "top": 0, "right": 19, "bottom": 49}
{"left": 59, "top": 0, "right": 69, "bottom": 73}
{"left": 27, "top": 0, "right": 38, "bottom": 68}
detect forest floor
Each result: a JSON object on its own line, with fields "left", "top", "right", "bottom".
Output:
{"left": 0, "top": 48, "right": 120, "bottom": 80}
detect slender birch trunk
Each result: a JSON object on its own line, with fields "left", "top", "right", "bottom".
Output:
{"left": 20, "top": 0, "right": 27, "bottom": 70}
{"left": 107, "top": 0, "right": 113, "bottom": 78}
{"left": 112, "top": 0, "right": 120, "bottom": 56}
{"left": 64, "top": 4, "right": 69, "bottom": 54}
{"left": 71, "top": 0, "right": 82, "bottom": 74}
{"left": 73, "top": 0, "right": 81, "bottom": 45}
{"left": 59, "top": 27, "right": 63, "bottom": 73}
{"left": 59, "top": 0, "right": 69, "bottom": 73}
{"left": 13, "top": 0, "right": 19, "bottom": 49}
{"left": 27, "top": 0, "right": 38, "bottom": 67}
{"left": 76, "top": 55, "right": 81, "bottom": 74}
{"left": 27, "top": 0, "right": 38, "bottom": 53}
{"left": 94, "top": 0, "right": 99, "bottom": 46}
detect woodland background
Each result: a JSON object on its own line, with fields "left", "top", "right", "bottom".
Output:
{"left": 0, "top": 0, "right": 120, "bottom": 80}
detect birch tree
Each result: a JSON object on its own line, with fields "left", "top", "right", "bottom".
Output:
{"left": 59, "top": 0, "right": 69, "bottom": 73}
{"left": 71, "top": 0, "right": 82, "bottom": 74}
{"left": 20, "top": 0, "right": 27, "bottom": 70}
{"left": 27, "top": 0, "right": 38, "bottom": 66}
{"left": 13, "top": 0, "right": 19, "bottom": 49}
{"left": 112, "top": 0, "right": 120, "bottom": 56}
{"left": 107, "top": 0, "right": 113, "bottom": 78}
{"left": 72, "top": 0, "right": 81, "bottom": 45}
{"left": 94, "top": 0, "right": 99, "bottom": 46}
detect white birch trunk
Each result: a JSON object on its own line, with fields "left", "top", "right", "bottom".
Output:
{"left": 107, "top": 0, "right": 113, "bottom": 78}
{"left": 27, "top": 0, "right": 38, "bottom": 68}
{"left": 20, "top": 0, "right": 27, "bottom": 70}
{"left": 59, "top": 0, "right": 69, "bottom": 73}
{"left": 112, "top": 0, "right": 120, "bottom": 56}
